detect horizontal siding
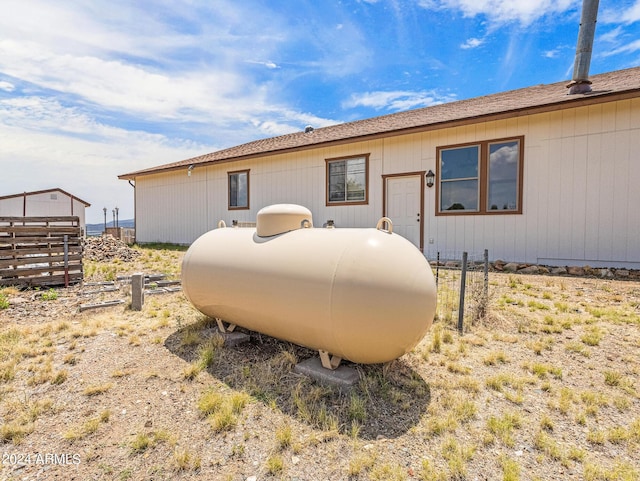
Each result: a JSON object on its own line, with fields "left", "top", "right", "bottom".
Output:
{"left": 134, "top": 99, "right": 640, "bottom": 268}
{"left": 135, "top": 170, "right": 209, "bottom": 244}
{"left": 423, "top": 100, "right": 640, "bottom": 268}
{"left": 136, "top": 140, "right": 386, "bottom": 244}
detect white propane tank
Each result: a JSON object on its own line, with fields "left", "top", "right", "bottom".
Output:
{"left": 181, "top": 204, "right": 437, "bottom": 365}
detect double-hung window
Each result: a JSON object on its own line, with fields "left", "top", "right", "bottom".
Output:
{"left": 437, "top": 137, "right": 523, "bottom": 215}
{"left": 228, "top": 169, "right": 249, "bottom": 210}
{"left": 326, "top": 154, "right": 369, "bottom": 205}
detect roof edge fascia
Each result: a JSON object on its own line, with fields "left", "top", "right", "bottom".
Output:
{"left": 119, "top": 88, "right": 640, "bottom": 181}
{"left": 0, "top": 188, "right": 91, "bottom": 207}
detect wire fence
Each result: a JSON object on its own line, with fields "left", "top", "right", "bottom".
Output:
{"left": 431, "top": 250, "right": 489, "bottom": 333}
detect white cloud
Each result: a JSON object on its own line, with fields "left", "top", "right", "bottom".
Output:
{"left": 597, "top": 24, "right": 640, "bottom": 57}
{"left": 418, "top": 0, "right": 577, "bottom": 25}
{"left": 0, "top": 39, "right": 262, "bottom": 122}
{"left": 0, "top": 1, "right": 349, "bottom": 129}
{"left": 0, "top": 1, "right": 189, "bottom": 62}
{"left": 416, "top": 0, "right": 440, "bottom": 8}
{"left": 0, "top": 98, "right": 210, "bottom": 223}
{"left": 343, "top": 90, "right": 456, "bottom": 111}
{"left": 251, "top": 108, "right": 338, "bottom": 136}
{"left": 621, "top": 0, "right": 640, "bottom": 22}
{"left": 603, "top": 38, "right": 640, "bottom": 56}
{"left": 602, "top": 0, "right": 640, "bottom": 23}
{"left": 0, "top": 1, "right": 353, "bottom": 224}
{"left": 543, "top": 49, "right": 559, "bottom": 58}
{"left": 599, "top": 26, "right": 624, "bottom": 43}
{"left": 1, "top": 97, "right": 101, "bottom": 135}
{"left": 247, "top": 60, "right": 279, "bottom": 69}
{"left": 596, "top": 21, "right": 640, "bottom": 58}
{"left": 461, "top": 38, "right": 484, "bottom": 49}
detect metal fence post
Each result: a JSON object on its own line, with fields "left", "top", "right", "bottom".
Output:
{"left": 484, "top": 249, "right": 489, "bottom": 301}
{"left": 436, "top": 251, "right": 440, "bottom": 287}
{"left": 458, "top": 252, "right": 468, "bottom": 334}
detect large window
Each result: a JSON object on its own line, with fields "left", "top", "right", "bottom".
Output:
{"left": 326, "top": 154, "right": 369, "bottom": 205}
{"left": 437, "top": 137, "right": 523, "bottom": 215}
{"left": 228, "top": 169, "right": 249, "bottom": 210}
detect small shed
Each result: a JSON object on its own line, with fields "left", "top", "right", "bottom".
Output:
{"left": 0, "top": 188, "right": 90, "bottom": 236}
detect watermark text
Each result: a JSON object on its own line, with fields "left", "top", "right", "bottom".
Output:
{"left": 2, "top": 453, "right": 81, "bottom": 466}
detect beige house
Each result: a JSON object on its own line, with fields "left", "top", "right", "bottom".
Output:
{"left": 0, "top": 188, "right": 90, "bottom": 234}
{"left": 120, "top": 67, "right": 640, "bottom": 269}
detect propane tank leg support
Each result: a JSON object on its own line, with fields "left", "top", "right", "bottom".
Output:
{"left": 215, "top": 318, "right": 236, "bottom": 333}
{"left": 319, "top": 350, "right": 342, "bottom": 370}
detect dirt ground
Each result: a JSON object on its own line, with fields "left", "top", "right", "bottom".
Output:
{"left": 0, "top": 245, "right": 639, "bottom": 481}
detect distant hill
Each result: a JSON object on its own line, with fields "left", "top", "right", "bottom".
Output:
{"left": 86, "top": 219, "right": 134, "bottom": 236}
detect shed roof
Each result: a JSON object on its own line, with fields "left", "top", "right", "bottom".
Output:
{"left": 0, "top": 188, "right": 91, "bottom": 207}
{"left": 119, "top": 66, "right": 640, "bottom": 180}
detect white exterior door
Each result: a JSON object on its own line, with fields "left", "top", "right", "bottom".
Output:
{"left": 385, "top": 175, "right": 422, "bottom": 249}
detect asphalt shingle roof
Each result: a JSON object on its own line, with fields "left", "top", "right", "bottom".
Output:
{"left": 119, "top": 66, "right": 640, "bottom": 180}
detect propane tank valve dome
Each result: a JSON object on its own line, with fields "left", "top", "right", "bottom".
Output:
{"left": 256, "top": 204, "right": 313, "bottom": 237}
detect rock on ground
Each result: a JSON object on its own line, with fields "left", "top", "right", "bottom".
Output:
{"left": 83, "top": 235, "right": 141, "bottom": 262}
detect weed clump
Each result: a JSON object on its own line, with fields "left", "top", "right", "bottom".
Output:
{"left": 198, "top": 389, "right": 249, "bottom": 433}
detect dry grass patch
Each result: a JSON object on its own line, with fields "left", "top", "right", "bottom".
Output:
{"left": 584, "top": 460, "right": 639, "bottom": 481}
{"left": 581, "top": 326, "right": 604, "bottom": 346}
{"left": 486, "top": 372, "right": 536, "bottom": 396}
{"left": 521, "top": 361, "right": 562, "bottom": 380}
{"left": 63, "top": 410, "right": 110, "bottom": 441}
{"left": 130, "top": 429, "right": 174, "bottom": 454}
{"left": 197, "top": 388, "right": 250, "bottom": 433}
{"left": 186, "top": 335, "right": 224, "bottom": 379}
{"left": 500, "top": 456, "right": 521, "bottom": 481}
{"left": 1, "top": 396, "right": 53, "bottom": 444}
{"left": 348, "top": 450, "right": 377, "bottom": 477}
{"left": 1, "top": 249, "right": 639, "bottom": 480}
{"left": 173, "top": 447, "right": 201, "bottom": 472}
{"left": 265, "top": 453, "right": 285, "bottom": 475}
{"left": 483, "top": 349, "right": 509, "bottom": 365}
{"left": 534, "top": 430, "right": 564, "bottom": 461}
{"left": 525, "top": 336, "right": 555, "bottom": 355}
{"left": 441, "top": 436, "right": 476, "bottom": 480}
{"left": 82, "top": 383, "right": 113, "bottom": 396}
{"left": 566, "top": 341, "right": 591, "bottom": 357}
{"left": 485, "top": 411, "right": 522, "bottom": 447}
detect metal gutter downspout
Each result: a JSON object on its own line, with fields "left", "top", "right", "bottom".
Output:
{"left": 567, "top": 0, "right": 600, "bottom": 95}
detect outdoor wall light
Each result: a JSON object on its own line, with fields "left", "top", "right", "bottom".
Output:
{"left": 187, "top": 164, "right": 195, "bottom": 177}
{"left": 426, "top": 170, "right": 435, "bottom": 188}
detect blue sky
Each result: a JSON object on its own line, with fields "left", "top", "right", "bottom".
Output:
{"left": 1, "top": 0, "right": 639, "bottom": 223}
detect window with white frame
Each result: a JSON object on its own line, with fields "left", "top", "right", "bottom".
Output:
{"left": 228, "top": 169, "right": 249, "bottom": 210}
{"left": 437, "top": 137, "right": 523, "bottom": 215}
{"left": 325, "top": 154, "right": 369, "bottom": 205}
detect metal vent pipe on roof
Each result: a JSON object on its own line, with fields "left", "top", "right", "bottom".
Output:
{"left": 567, "top": 0, "right": 600, "bottom": 95}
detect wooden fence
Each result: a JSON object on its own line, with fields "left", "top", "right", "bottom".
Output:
{"left": 0, "top": 216, "right": 83, "bottom": 287}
